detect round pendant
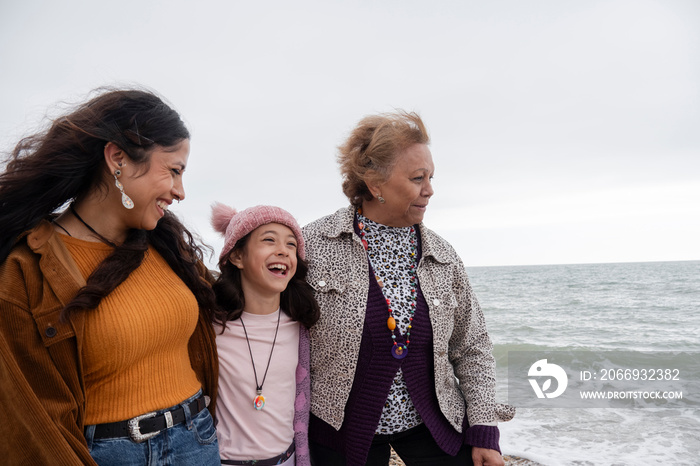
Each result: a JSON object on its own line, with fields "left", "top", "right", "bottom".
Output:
{"left": 254, "top": 394, "right": 266, "bottom": 410}
{"left": 391, "top": 343, "right": 408, "bottom": 359}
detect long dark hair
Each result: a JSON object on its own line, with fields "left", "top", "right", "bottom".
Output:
{"left": 0, "top": 88, "right": 217, "bottom": 318}
{"left": 211, "top": 232, "right": 320, "bottom": 329}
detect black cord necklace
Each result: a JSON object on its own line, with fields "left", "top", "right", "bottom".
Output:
{"left": 53, "top": 221, "right": 72, "bottom": 237}
{"left": 240, "top": 308, "right": 282, "bottom": 411}
{"left": 70, "top": 205, "right": 117, "bottom": 248}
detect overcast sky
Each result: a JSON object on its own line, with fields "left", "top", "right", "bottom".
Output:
{"left": 1, "top": 0, "right": 698, "bottom": 267}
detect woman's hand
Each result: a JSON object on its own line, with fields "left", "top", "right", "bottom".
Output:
{"left": 472, "top": 447, "right": 505, "bottom": 466}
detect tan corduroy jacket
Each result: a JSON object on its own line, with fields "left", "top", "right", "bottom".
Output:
{"left": 0, "top": 221, "right": 218, "bottom": 465}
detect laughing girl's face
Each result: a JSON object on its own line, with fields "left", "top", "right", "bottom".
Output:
{"left": 230, "top": 223, "right": 299, "bottom": 300}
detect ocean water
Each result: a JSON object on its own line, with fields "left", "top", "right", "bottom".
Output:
{"left": 466, "top": 260, "right": 700, "bottom": 466}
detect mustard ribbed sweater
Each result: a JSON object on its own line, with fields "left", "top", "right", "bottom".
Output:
{"left": 62, "top": 236, "right": 202, "bottom": 424}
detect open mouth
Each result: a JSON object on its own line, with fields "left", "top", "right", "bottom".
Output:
{"left": 267, "top": 263, "right": 289, "bottom": 276}
{"left": 156, "top": 200, "right": 169, "bottom": 213}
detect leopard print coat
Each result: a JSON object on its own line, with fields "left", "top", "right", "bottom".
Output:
{"left": 302, "top": 206, "right": 514, "bottom": 432}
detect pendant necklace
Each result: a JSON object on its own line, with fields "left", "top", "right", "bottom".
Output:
{"left": 357, "top": 209, "right": 418, "bottom": 360}
{"left": 240, "top": 308, "right": 281, "bottom": 410}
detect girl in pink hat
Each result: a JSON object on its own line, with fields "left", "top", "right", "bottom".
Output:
{"left": 210, "top": 203, "right": 320, "bottom": 466}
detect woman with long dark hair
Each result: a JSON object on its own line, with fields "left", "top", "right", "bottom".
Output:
{"left": 0, "top": 88, "right": 220, "bottom": 465}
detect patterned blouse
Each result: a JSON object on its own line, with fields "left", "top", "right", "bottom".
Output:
{"left": 357, "top": 212, "right": 423, "bottom": 434}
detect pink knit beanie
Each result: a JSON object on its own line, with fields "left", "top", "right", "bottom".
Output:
{"left": 211, "top": 203, "right": 305, "bottom": 264}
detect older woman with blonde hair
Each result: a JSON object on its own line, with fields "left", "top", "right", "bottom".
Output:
{"left": 302, "top": 111, "right": 513, "bottom": 466}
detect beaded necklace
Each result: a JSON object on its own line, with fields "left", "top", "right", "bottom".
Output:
{"left": 357, "top": 208, "right": 418, "bottom": 360}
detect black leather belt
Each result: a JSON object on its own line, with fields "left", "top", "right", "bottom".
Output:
{"left": 92, "top": 394, "right": 209, "bottom": 443}
{"left": 221, "top": 441, "right": 295, "bottom": 465}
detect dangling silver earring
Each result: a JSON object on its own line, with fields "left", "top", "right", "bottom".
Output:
{"left": 378, "top": 195, "right": 386, "bottom": 204}
{"left": 114, "top": 168, "right": 134, "bottom": 209}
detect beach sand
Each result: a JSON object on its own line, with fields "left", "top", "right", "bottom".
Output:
{"left": 501, "top": 456, "right": 545, "bottom": 466}
{"left": 389, "top": 448, "right": 544, "bottom": 465}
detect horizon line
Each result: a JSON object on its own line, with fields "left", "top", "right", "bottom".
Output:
{"left": 465, "top": 258, "right": 699, "bottom": 269}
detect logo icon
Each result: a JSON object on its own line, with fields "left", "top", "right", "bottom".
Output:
{"left": 528, "top": 359, "right": 568, "bottom": 399}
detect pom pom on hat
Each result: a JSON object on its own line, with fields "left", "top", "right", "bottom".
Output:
{"left": 211, "top": 203, "right": 305, "bottom": 264}
{"left": 211, "top": 202, "right": 238, "bottom": 235}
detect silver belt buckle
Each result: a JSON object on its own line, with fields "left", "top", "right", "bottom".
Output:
{"left": 128, "top": 411, "right": 159, "bottom": 443}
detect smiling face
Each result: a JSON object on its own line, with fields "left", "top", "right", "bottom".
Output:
{"left": 119, "top": 139, "right": 190, "bottom": 231}
{"left": 364, "top": 143, "right": 435, "bottom": 227}
{"left": 230, "top": 223, "right": 299, "bottom": 301}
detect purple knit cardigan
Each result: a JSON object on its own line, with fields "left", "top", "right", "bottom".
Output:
{"left": 294, "top": 325, "right": 311, "bottom": 466}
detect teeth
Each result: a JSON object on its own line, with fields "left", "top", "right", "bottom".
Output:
{"left": 157, "top": 201, "right": 168, "bottom": 211}
{"left": 269, "top": 264, "right": 287, "bottom": 271}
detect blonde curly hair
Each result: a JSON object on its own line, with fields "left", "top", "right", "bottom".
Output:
{"left": 337, "top": 111, "right": 430, "bottom": 206}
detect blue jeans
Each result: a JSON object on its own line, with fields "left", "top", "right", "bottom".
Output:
{"left": 85, "top": 390, "right": 221, "bottom": 465}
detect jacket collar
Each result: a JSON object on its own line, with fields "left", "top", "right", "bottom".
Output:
{"left": 321, "top": 206, "right": 454, "bottom": 265}
{"left": 319, "top": 206, "right": 357, "bottom": 239}
{"left": 417, "top": 224, "right": 453, "bottom": 264}
{"left": 25, "top": 220, "right": 87, "bottom": 303}
{"left": 24, "top": 219, "right": 57, "bottom": 250}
